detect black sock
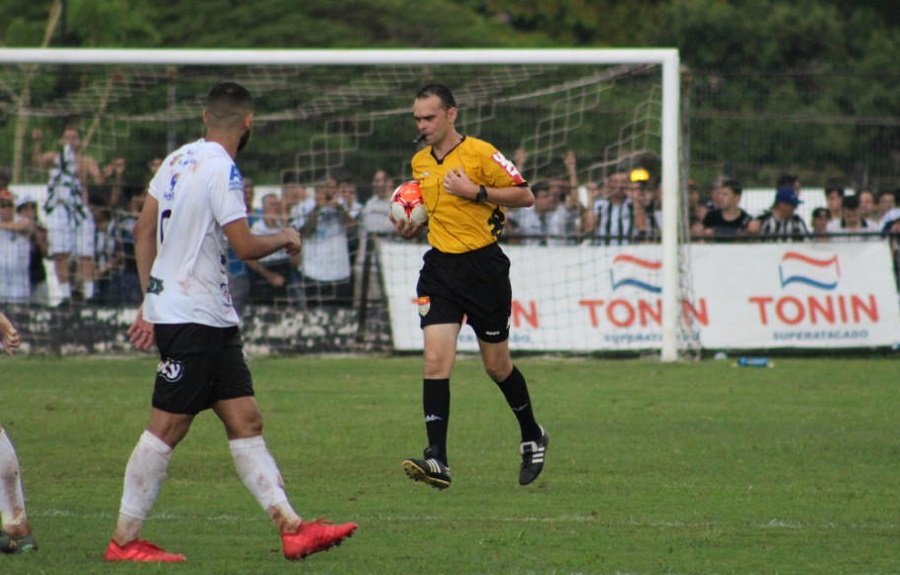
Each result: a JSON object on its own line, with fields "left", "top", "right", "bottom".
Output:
{"left": 423, "top": 378, "right": 450, "bottom": 465}
{"left": 495, "top": 365, "right": 542, "bottom": 442}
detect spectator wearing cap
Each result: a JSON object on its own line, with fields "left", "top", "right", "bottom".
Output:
{"left": 583, "top": 171, "right": 646, "bottom": 245}
{"left": 0, "top": 187, "right": 33, "bottom": 303}
{"left": 746, "top": 185, "right": 809, "bottom": 241}
{"left": 777, "top": 172, "right": 802, "bottom": 197}
{"left": 629, "top": 169, "right": 665, "bottom": 240}
{"left": 810, "top": 207, "right": 832, "bottom": 242}
{"left": 826, "top": 194, "right": 878, "bottom": 242}
{"left": 15, "top": 193, "right": 50, "bottom": 304}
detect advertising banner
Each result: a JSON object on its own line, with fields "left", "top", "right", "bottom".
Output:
{"left": 381, "top": 240, "right": 900, "bottom": 352}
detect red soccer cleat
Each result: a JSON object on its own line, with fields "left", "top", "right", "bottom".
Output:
{"left": 281, "top": 518, "right": 358, "bottom": 560}
{"left": 103, "top": 539, "right": 187, "bottom": 562}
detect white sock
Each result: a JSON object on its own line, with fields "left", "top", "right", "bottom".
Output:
{"left": 230, "top": 436, "right": 300, "bottom": 526}
{"left": 119, "top": 431, "right": 172, "bottom": 521}
{"left": 83, "top": 282, "right": 95, "bottom": 299}
{"left": 0, "top": 429, "right": 27, "bottom": 528}
{"left": 59, "top": 282, "right": 72, "bottom": 299}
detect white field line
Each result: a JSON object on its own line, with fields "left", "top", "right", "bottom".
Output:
{"left": 30, "top": 509, "right": 896, "bottom": 531}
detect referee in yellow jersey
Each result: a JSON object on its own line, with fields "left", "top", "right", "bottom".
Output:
{"left": 393, "top": 84, "right": 548, "bottom": 489}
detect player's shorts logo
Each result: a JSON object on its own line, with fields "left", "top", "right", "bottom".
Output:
{"left": 157, "top": 358, "right": 184, "bottom": 382}
{"left": 417, "top": 296, "right": 431, "bottom": 317}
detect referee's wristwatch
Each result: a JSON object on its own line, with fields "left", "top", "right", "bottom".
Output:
{"left": 475, "top": 185, "right": 488, "bottom": 203}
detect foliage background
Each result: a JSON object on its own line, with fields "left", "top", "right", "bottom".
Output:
{"left": 2, "top": 0, "right": 900, "bottom": 191}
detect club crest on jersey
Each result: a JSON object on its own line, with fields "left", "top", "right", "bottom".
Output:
{"left": 147, "top": 276, "right": 164, "bottom": 295}
{"left": 491, "top": 151, "right": 525, "bottom": 184}
{"left": 417, "top": 296, "right": 431, "bottom": 317}
{"left": 157, "top": 358, "right": 184, "bottom": 382}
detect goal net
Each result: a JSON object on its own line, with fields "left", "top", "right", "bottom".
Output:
{"left": 0, "top": 49, "right": 688, "bottom": 360}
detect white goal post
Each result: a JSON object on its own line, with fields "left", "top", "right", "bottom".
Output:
{"left": 0, "top": 47, "right": 682, "bottom": 360}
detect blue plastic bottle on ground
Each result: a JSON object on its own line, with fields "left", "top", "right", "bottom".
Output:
{"left": 738, "top": 357, "right": 769, "bottom": 367}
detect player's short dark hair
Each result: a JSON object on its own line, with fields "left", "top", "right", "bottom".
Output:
{"left": 206, "top": 81, "right": 253, "bottom": 107}
{"left": 721, "top": 179, "right": 742, "bottom": 195}
{"left": 205, "top": 82, "right": 254, "bottom": 128}
{"left": 416, "top": 83, "right": 457, "bottom": 109}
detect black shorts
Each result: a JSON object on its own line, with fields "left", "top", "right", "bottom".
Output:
{"left": 152, "top": 323, "right": 254, "bottom": 415}
{"left": 416, "top": 242, "right": 512, "bottom": 343}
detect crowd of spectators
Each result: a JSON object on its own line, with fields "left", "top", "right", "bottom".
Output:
{"left": 505, "top": 153, "right": 898, "bottom": 248}
{"left": 3, "top": 139, "right": 900, "bottom": 307}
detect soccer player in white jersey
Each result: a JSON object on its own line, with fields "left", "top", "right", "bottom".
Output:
{"left": 104, "top": 82, "right": 357, "bottom": 563}
{"left": 0, "top": 310, "right": 37, "bottom": 554}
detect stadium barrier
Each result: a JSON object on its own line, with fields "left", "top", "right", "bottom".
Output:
{"left": 4, "top": 239, "right": 898, "bottom": 356}
{"left": 382, "top": 240, "right": 900, "bottom": 352}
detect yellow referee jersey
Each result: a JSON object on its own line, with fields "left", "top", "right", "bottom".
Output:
{"left": 411, "top": 136, "right": 526, "bottom": 254}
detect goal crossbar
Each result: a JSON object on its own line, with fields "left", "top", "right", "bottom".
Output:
{"left": 0, "top": 47, "right": 682, "bottom": 361}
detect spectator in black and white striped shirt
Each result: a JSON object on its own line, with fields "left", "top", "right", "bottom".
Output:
{"left": 747, "top": 186, "right": 809, "bottom": 241}
{"left": 583, "top": 171, "right": 646, "bottom": 245}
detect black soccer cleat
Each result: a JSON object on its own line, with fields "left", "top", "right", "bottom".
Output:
{"left": 0, "top": 529, "right": 37, "bottom": 554}
{"left": 402, "top": 450, "right": 452, "bottom": 490}
{"left": 518, "top": 426, "right": 549, "bottom": 486}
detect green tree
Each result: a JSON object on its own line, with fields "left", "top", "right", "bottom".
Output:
{"left": 0, "top": 0, "right": 55, "bottom": 46}
{"left": 150, "top": 0, "right": 546, "bottom": 49}
{"left": 453, "top": 0, "right": 671, "bottom": 46}
{"left": 66, "top": 0, "right": 161, "bottom": 46}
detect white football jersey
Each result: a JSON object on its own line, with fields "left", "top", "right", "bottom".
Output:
{"left": 143, "top": 139, "right": 247, "bottom": 327}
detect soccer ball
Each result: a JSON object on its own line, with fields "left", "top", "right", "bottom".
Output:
{"left": 389, "top": 180, "right": 428, "bottom": 225}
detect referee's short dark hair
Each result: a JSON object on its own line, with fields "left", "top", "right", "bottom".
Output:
{"left": 416, "top": 84, "right": 457, "bottom": 110}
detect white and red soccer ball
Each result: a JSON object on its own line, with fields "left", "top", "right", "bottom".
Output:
{"left": 389, "top": 180, "right": 428, "bottom": 225}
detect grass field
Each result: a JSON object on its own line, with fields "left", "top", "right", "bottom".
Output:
{"left": 1, "top": 354, "right": 898, "bottom": 575}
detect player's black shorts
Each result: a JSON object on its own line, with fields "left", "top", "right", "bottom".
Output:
{"left": 416, "top": 242, "right": 512, "bottom": 343}
{"left": 152, "top": 323, "right": 254, "bottom": 415}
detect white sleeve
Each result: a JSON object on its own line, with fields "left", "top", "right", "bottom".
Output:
{"left": 210, "top": 163, "right": 248, "bottom": 227}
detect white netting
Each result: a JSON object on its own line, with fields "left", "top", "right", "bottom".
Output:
{"left": 0, "top": 50, "right": 684, "bottom": 357}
